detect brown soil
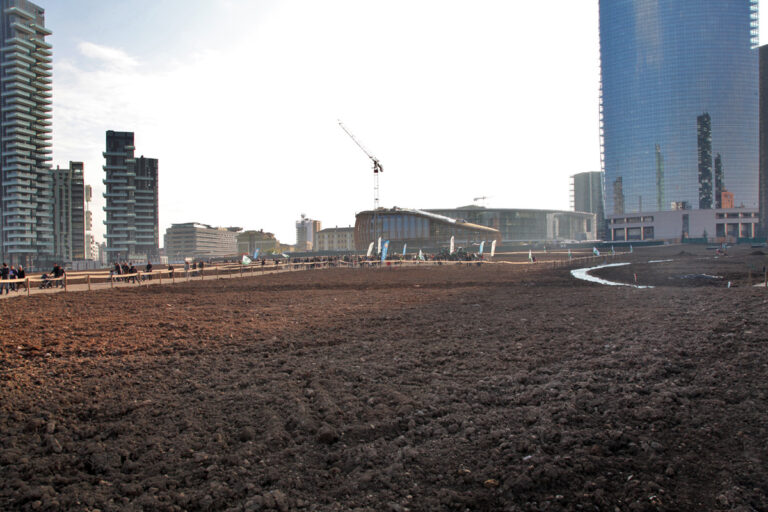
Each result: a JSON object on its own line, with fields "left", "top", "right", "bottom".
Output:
{"left": 1, "top": 247, "right": 767, "bottom": 511}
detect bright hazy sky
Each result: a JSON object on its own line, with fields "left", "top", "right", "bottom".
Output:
{"left": 47, "top": 1, "right": 604, "bottom": 244}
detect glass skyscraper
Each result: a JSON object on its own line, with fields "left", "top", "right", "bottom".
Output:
{"left": 599, "top": 0, "right": 759, "bottom": 216}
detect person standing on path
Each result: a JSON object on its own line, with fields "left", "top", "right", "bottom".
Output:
{"left": 16, "top": 265, "right": 26, "bottom": 292}
{"left": 1, "top": 263, "right": 9, "bottom": 294}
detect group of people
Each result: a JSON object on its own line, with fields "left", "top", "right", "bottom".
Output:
{"left": 109, "top": 261, "right": 180, "bottom": 283}
{"left": 0, "top": 262, "right": 27, "bottom": 293}
{"left": 110, "top": 262, "right": 140, "bottom": 283}
{"left": 182, "top": 260, "right": 205, "bottom": 277}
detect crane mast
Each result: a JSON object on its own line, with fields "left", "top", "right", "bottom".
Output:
{"left": 338, "top": 120, "right": 383, "bottom": 210}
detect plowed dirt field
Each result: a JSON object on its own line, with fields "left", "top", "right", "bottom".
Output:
{"left": 1, "top": 245, "right": 767, "bottom": 511}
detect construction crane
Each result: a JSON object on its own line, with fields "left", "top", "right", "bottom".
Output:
{"left": 338, "top": 120, "right": 383, "bottom": 210}
{"left": 473, "top": 196, "right": 491, "bottom": 206}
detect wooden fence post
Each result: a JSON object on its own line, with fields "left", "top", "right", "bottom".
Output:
{"left": 26, "top": 277, "right": 30, "bottom": 296}
{"left": 87, "top": 275, "right": 91, "bottom": 291}
{"left": 64, "top": 274, "right": 67, "bottom": 292}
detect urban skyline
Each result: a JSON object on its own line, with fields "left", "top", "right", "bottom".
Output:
{"left": 5, "top": 1, "right": 768, "bottom": 257}
{"left": 43, "top": 1, "right": 606, "bottom": 245}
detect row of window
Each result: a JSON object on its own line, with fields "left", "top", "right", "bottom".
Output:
{"left": 610, "top": 216, "right": 654, "bottom": 224}
{"left": 613, "top": 227, "right": 654, "bottom": 241}
{"left": 715, "top": 212, "right": 757, "bottom": 219}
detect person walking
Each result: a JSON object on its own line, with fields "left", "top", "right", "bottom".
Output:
{"left": 128, "top": 264, "right": 138, "bottom": 283}
{"left": 53, "top": 263, "right": 65, "bottom": 288}
{"left": 0, "top": 263, "right": 9, "bottom": 294}
{"left": 16, "top": 265, "right": 26, "bottom": 292}
{"left": 145, "top": 261, "right": 153, "bottom": 281}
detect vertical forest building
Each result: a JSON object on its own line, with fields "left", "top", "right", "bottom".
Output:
{"left": 0, "top": 0, "right": 53, "bottom": 266}
{"left": 103, "top": 131, "right": 159, "bottom": 261}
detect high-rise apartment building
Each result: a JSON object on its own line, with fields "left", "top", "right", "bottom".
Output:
{"left": 52, "top": 161, "right": 85, "bottom": 261}
{"left": 570, "top": 172, "right": 605, "bottom": 239}
{"left": 103, "top": 131, "right": 159, "bottom": 261}
{"left": 70, "top": 162, "right": 85, "bottom": 260}
{"left": 84, "top": 184, "right": 95, "bottom": 259}
{"left": 697, "top": 113, "right": 713, "bottom": 209}
{"left": 295, "top": 214, "right": 321, "bottom": 250}
{"left": 0, "top": 0, "right": 53, "bottom": 266}
{"left": 599, "top": 0, "right": 759, "bottom": 217}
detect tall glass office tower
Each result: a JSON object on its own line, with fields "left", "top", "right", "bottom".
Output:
{"left": 599, "top": 0, "right": 759, "bottom": 216}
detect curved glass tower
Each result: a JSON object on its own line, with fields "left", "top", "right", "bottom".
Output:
{"left": 599, "top": 0, "right": 759, "bottom": 215}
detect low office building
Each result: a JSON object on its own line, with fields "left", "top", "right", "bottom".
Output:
{"left": 237, "top": 229, "right": 279, "bottom": 255}
{"left": 607, "top": 208, "right": 759, "bottom": 242}
{"left": 426, "top": 206, "right": 596, "bottom": 243}
{"left": 316, "top": 226, "right": 355, "bottom": 251}
{"left": 164, "top": 223, "right": 240, "bottom": 261}
{"left": 355, "top": 208, "right": 500, "bottom": 253}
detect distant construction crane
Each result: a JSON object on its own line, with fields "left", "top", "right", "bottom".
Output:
{"left": 473, "top": 196, "right": 491, "bottom": 206}
{"left": 338, "top": 120, "right": 383, "bottom": 210}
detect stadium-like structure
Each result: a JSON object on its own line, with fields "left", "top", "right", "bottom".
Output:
{"left": 354, "top": 208, "right": 500, "bottom": 253}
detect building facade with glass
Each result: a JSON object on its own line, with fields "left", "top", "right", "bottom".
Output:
{"left": 427, "top": 207, "right": 596, "bottom": 243}
{"left": 355, "top": 208, "right": 500, "bottom": 253}
{"left": 599, "top": 0, "right": 759, "bottom": 218}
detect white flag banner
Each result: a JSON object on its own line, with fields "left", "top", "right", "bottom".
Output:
{"left": 242, "top": 255, "right": 252, "bottom": 265}
{"left": 490, "top": 240, "right": 497, "bottom": 258}
{"left": 377, "top": 237, "right": 382, "bottom": 255}
{"left": 450, "top": 236, "right": 455, "bottom": 254}
{"left": 366, "top": 242, "right": 374, "bottom": 258}
{"left": 528, "top": 249, "right": 533, "bottom": 262}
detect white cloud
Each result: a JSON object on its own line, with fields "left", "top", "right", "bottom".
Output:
{"left": 78, "top": 41, "right": 139, "bottom": 70}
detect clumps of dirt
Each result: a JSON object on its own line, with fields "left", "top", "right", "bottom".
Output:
{"left": 676, "top": 250, "right": 696, "bottom": 257}
{"left": 1, "top": 259, "right": 768, "bottom": 510}
{"left": 750, "top": 250, "right": 765, "bottom": 256}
